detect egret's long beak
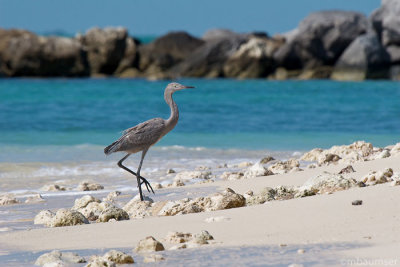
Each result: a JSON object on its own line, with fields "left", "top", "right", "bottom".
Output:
{"left": 184, "top": 85, "right": 195, "bottom": 89}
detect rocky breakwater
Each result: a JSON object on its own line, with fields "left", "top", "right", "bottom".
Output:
{"left": 1, "top": 1, "right": 399, "bottom": 80}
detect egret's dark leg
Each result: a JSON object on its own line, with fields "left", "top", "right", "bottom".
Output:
{"left": 136, "top": 149, "right": 148, "bottom": 201}
{"left": 117, "top": 153, "right": 154, "bottom": 200}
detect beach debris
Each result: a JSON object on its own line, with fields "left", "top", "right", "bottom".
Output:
{"left": 361, "top": 168, "right": 394, "bottom": 185}
{"left": 204, "top": 216, "right": 231, "bottom": 223}
{"left": 25, "top": 194, "right": 46, "bottom": 204}
{"left": 174, "top": 170, "right": 213, "bottom": 182}
{"left": 0, "top": 194, "right": 20, "bottom": 206}
{"left": 50, "top": 209, "right": 89, "bottom": 227}
{"left": 76, "top": 181, "right": 104, "bottom": 191}
{"left": 352, "top": 200, "right": 363, "bottom": 205}
{"left": 97, "top": 206, "right": 129, "bottom": 222}
{"left": 244, "top": 162, "right": 274, "bottom": 178}
{"left": 338, "top": 165, "right": 355, "bottom": 174}
{"left": 268, "top": 159, "right": 300, "bottom": 174}
{"left": 260, "top": 156, "right": 275, "bottom": 164}
{"left": 296, "top": 171, "right": 357, "bottom": 196}
{"left": 220, "top": 171, "right": 244, "bottom": 180}
{"left": 34, "top": 210, "right": 55, "bottom": 226}
{"left": 102, "top": 191, "right": 121, "bottom": 202}
{"left": 135, "top": 236, "right": 165, "bottom": 253}
{"left": 123, "top": 198, "right": 153, "bottom": 219}
{"left": 35, "top": 250, "right": 86, "bottom": 266}
{"left": 40, "top": 184, "right": 67, "bottom": 192}
{"left": 143, "top": 254, "right": 165, "bottom": 263}
{"left": 101, "top": 250, "right": 134, "bottom": 264}
{"left": 166, "top": 168, "right": 176, "bottom": 174}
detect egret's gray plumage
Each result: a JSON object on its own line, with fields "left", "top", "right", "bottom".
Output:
{"left": 104, "top": 82, "right": 194, "bottom": 201}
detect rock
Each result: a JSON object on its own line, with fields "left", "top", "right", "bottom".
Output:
{"left": 195, "top": 230, "right": 214, "bottom": 242}
{"left": 298, "top": 171, "right": 357, "bottom": 195}
{"left": 301, "top": 148, "right": 323, "bottom": 162}
{"left": 135, "top": 236, "right": 165, "bottom": 253}
{"left": 319, "top": 153, "right": 341, "bottom": 164}
{"left": 370, "top": 0, "right": 400, "bottom": 47}
{"left": 77, "top": 202, "right": 112, "bottom": 221}
{"left": 246, "top": 187, "right": 276, "bottom": 205}
{"left": 362, "top": 168, "right": 394, "bottom": 185}
{"left": 220, "top": 171, "right": 244, "bottom": 180}
{"left": 352, "top": 200, "right": 363, "bottom": 205}
{"left": 297, "top": 249, "right": 306, "bottom": 254}
{"left": 76, "top": 181, "right": 104, "bottom": 191}
{"left": 223, "top": 37, "right": 280, "bottom": 78}
{"left": 102, "top": 250, "right": 134, "bottom": 264}
{"left": 339, "top": 165, "right": 355, "bottom": 174}
{"left": 41, "top": 184, "right": 67, "bottom": 192}
{"left": 174, "top": 170, "right": 213, "bottom": 182}
{"left": 97, "top": 206, "right": 129, "bottom": 222}
{"left": 143, "top": 254, "right": 165, "bottom": 263}
{"left": 195, "top": 166, "right": 211, "bottom": 171}
{"left": 85, "top": 257, "right": 116, "bottom": 267}
{"left": 72, "top": 195, "right": 101, "bottom": 210}
{"left": 166, "top": 168, "right": 176, "bottom": 174}
{"left": 102, "top": 191, "right": 121, "bottom": 202}
{"left": 390, "top": 142, "right": 400, "bottom": 156}
{"left": 208, "top": 188, "right": 246, "bottom": 210}
{"left": 260, "top": 156, "right": 275, "bottom": 164}
{"left": 34, "top": 210, "right": 55, "bottom": 225}
{"left": 0, "top": 29, "right": 89, "bottom": 77}
{"left": 244, "top": 162, "right": 274, "bottom": 178}
{"left": 169, "top": 244, "right": 187, "bottom": 250}
{"left": 0, "top": 194, "right": 19, "bottom": 205}
{"left": 236, "top": 161, "right": 253, "bottom": 168}
{"left": 165, "top": 231, "right": 193, "bottom": 243}
{"left": 151, "top": 183, "right": 163, "bottom": 189}
{"left": 138, "top": 31, "right": 205, "bottom": 79}
{"left": 172, "top": 29, "right": 247, "bottom": 78}
{"left": 172, "top": 179, "right": 185, "bottom": 187}
{"left": 35, "top": 250, "right": 86, "bottom": 266}
{"left": 114, "top": 37, "right": 139, "bottom": 75}
{"left": 81, "top": 27, "right": 127, "bottom": 75}
{"left": 331, "top": 33, "right": 391, "bottom": 80}
{"left": 274, "top": 11, "right": 368, "bottom": 70}
{"left": 25, "top": 194, "right": 45, "bottom": 204}
{"left": 123, "top": 199, "right": 152, "bottom": 218}
{"left": 157, "top": 198, "right": 203, "bottom": 216}
{"left": 374, "top": 149, "right": 391, "bottom": 159}
{"left": 50, "top": 209, "right": 89, "bottom": 227}
{"left": 268, "top": 159, "right": 299, "bottom": 174}
{"left": 274, "top": 185, "right": 296, "bottom": 200}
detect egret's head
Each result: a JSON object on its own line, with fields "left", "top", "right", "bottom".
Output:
{"left": 166, "top": 82, "right": 194, "bottom": 93}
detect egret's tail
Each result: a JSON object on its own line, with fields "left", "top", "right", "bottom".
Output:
{"left": 104, "top": 141, "right": 119, "bottom": 155}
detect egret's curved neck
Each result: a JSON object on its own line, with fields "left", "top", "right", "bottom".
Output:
{"left": 165, "top": 89, "right": 179, "bottom": 131}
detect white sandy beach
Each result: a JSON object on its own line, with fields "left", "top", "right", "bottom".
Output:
{"left": 0, "top": 143, "right": 400, "bottom": 266}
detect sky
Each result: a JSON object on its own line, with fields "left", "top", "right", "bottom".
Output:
{"left": 0, "top": 0, "right": 381, "bottom": 37}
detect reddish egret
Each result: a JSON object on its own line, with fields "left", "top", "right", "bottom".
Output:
{"left": 104, "top": 82, "right": 194, "bottom": 201}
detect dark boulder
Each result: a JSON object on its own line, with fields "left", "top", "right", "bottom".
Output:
{"left": 331, "top": 33, "right": 390, "bottom": 80}
{"left": 81, "top": 27, "right": 127, "bottom": 75}
{"left": 0, "top": 29, "right": 88, "bottom": 77}
{"left": 114, "top": 36, "right": 139, "bottom": 76}
{"left": 274, "top": 11, "right": 368, "bottom": 70}
{"left": 172, "top": 29, "right": 248, "bottom": 78}
{"left": 137, "top": 31, "right": 204, "bottom": 79}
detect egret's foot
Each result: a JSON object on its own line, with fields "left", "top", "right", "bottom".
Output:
{"left": 140, "top": 177, "right": 155, "bottom": 194}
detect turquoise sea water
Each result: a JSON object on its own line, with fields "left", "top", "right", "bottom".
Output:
{"left": 0, "top": 78, "right": 399, "bottom": 193}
